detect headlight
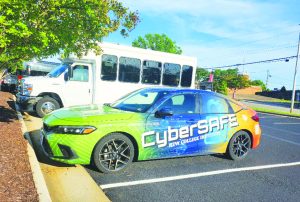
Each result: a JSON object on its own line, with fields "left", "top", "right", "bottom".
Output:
{"left": 24, "top": 83, "right": 33, "bottom": 93}
{"left": 53, "top": 126, "right": 96, "bottom": 135}
{"left": 21, "top": 82, "right": 33, "bottom": 95}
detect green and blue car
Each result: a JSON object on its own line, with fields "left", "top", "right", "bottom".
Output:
{"left": 41, "top": 88, "right": 261, "bottom": 173}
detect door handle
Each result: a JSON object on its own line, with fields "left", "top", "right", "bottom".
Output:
{"left": 186, "top": 119, "right": 197, "bottom": 124}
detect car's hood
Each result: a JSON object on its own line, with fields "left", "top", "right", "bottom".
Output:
{"left": 44, "top": 104, "right": 137, "bottom": 125}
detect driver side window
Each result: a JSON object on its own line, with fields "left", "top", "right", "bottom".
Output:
{"left": 159, "top": 94, "right": 198, "bottom": 114}
{"left": 70, "top": 65, "right": 89, "bottom": 82}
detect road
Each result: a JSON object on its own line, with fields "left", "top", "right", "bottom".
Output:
{"left": 86, "top": 113, "right": 300, "bottom": 202}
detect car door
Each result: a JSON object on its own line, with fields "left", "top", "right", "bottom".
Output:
{"left": 63, "top": 63, "right": 93, "bottom": 107}
{"left": 145, "top": 93, "right": 201, "bottom": 158}
{"left": 199, "top": 94, "right": 232, "bottom": 154}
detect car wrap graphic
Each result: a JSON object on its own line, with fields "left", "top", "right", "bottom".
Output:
{"left": 41, "top": 89, "right": 261, "bottom": 166}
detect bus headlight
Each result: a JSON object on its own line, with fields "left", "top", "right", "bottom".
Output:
{"left": 21, "top": 83, "right": 33, "bottom": 95}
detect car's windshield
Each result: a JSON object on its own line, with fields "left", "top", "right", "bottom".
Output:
{"left": 47, "top": 63, "right": 70, "bottom": 78}
{"left": 110, "top": 89, "right": 169, "bottom": 113}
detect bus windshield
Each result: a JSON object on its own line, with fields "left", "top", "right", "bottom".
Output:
{"left": 47, "top": 63, "right": 70, "bottom": 78}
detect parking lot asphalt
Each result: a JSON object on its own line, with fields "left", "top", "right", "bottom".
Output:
{"left": 86, "top": 113, "right": 300, "bottom": 202}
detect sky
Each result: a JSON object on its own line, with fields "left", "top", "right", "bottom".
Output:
{"left": 105, "top": 0, "right": 300, "bottom": 90}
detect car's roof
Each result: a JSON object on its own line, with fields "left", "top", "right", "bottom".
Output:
{"left": 141, "top": 87, "right": 217, "bottom": 95}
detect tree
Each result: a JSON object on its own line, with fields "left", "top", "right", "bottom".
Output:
{"left": 250, "top": 80, "right": 267, "bottom": 91}
{"left": 196, "top": 68, "right": 209, "bottom": 81}
{"left": 210, "top": 68, "right": 250, "bottom": 95}
{"left": 0, "top": 0, "right": 139, "bottom": 73}
{"left": 132, "top": 33, "right": 182, "bottom": 54}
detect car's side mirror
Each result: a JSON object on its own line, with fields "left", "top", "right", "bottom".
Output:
{"left": 68, "top": 66, "right": 73, "bottom": 80}
{"left": 155, "top": 107, "right": 173, "bottom": 118}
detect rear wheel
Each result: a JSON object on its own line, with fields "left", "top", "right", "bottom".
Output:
{"left": 36, "top": 97, "right": 60, "bottom": 117}
{"left": 93, "top": 133, "right": 135, "bottom": 173}
{"left": 227, "top": 131, "right": 251, "bottom": 160}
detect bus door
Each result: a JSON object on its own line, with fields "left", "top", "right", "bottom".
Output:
{"left": 63, "top": 63, "right": 94, "bottom": 107}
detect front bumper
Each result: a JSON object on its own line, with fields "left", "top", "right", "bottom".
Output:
{"left": 40, "top": 131, "right": 78, "bottom": 160}
{"left": 40, "top": 130, "right": 96, "bottom": 165}
{"left": 16, "top": 93, "right": 38, "bottom": 111}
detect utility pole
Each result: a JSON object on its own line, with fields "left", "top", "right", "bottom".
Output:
{"left": 290, "top": 25, "right": 300, "bottom": 113}
{"left": 265, "top": 70, "right": 271, "bottom": 89}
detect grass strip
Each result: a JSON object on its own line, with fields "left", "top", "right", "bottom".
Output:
{"left": 252, "top": 107, "right": 300, "bottom": 117}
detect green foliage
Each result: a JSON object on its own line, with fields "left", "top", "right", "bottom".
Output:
{"left": 196, "top": 68, "right": 209, "bottom": 81}
{"left": 132, "top": 33, "right": 182, "bottom": 54}
{"left": 0, "top": 0, "right": 139, "bottom": 71}
{"left": 214, "top": 68, "right": 250, "bottom": 93}
{"left": 196, "top": 68, "right": 251, "bottom": 95}
{"left": 214, "top": 79, "right": 228, "bottom": 95}
{"left": 250, "top": 79, "right": 267, "bottom": 91}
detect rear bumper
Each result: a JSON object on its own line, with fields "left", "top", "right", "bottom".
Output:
{"left": 252, "top": 123, "right": 262, "bottom": 149}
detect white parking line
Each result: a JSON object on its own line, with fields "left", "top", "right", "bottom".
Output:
{"left": 273, "top": 122, "right": 300, "bottom": 125}
{"left": 264, "top": 134, "right": 300, "bottom": 146}
{"left": 100, "top": 162, "right": 300, "bottom": 189}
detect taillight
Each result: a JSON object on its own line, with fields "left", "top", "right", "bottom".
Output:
{"left": 252, "top": 113, "right": 259, "bottom": 122}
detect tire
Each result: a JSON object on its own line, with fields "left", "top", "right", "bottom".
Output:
{"left": 93, "top": 133, "right": 135, "bottom": 173}
{"left": 36, "top": 97, "right": 60, "bottom": 118}
{"left": 226, "top": 131, "right": 252, "bottom": 160}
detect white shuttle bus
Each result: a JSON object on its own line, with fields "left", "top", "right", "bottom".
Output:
{"left": 17, "top": 42, "right": 197, "bottom": 117}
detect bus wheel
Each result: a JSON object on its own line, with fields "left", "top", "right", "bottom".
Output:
{"left": 36, "top": 97, "right": 60, "bottom": 117}
{"left": 93, "top": 133, "right": 135, "bottom": 173}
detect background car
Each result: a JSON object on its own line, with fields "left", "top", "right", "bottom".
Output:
{"left": 0, "top": 74, "right": 18, "bottom": 93}
{"left": 41, "top": 88, "right": 262, "bottom": 173}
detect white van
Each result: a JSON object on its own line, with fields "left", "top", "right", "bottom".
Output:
{"left": 17, "top": 42, "right": 197, "bottom": 117}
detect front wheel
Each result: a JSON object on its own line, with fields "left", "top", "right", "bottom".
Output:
{"left": 93, "top": 133, "right": 135, "bottom": 173}
{"left": 36, "top": 97, "right": 60, "bottom": 117}
{"left": 226, "top": 131, "right": 252, "bottom": 160}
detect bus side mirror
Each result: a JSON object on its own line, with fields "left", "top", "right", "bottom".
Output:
{"left": 64, "top": 72, "right": 69, "bottom": 81}
{"left": 155, "top": 107, "right": 173, "bottom": 118}
{"left": 68, "top": 66, "right": 73, "bottom": 80}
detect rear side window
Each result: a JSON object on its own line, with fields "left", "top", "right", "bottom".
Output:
{"left": 142, "top": 60, "right": 162, "bottom": 85}
{"left": 181, "top": 65, "right": 193, "bottom": 87}
{"left": 119, "top": 57, "right": 141, "bottom": 83}
{"left": 202, "top": 94, "right": 232, "bottom": 114}
{"left": 101, "top": 54, "right": 117, "bottom": 81}
{"left": 162, "top": 63, "right": 180, "bottom": 86}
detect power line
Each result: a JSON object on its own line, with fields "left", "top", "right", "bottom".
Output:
{"left": 204, "top": 55, "right": 297, "bottom": 69}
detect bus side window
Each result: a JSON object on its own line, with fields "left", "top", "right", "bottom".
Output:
{"left": 101, "top": 54, "right": 117, "bottom": 81}
{"left": 162, "top": 63, "right": 181, "bottom": 87}
{"left": 142, "top": 60, "right": 162, "bottom": 85}
{"left": 119, "top": 57, "right": 141, "bottom": 83}
{"left": 181, "top": 65, "right": 193, "bottom": 87}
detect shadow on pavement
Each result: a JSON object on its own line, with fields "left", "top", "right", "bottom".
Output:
{"left": 28, "top": 129, "right": 74, "bottom": 168}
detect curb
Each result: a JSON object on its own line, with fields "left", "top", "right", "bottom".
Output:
{"left": 14, "top": 101, "right": 52, "bottom": 202}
